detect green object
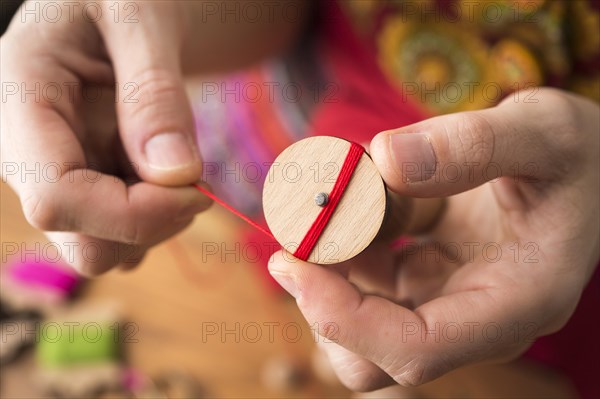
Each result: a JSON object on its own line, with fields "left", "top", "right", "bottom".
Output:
{"left": 36, "top": 321, "right": 119, "bottom": 367}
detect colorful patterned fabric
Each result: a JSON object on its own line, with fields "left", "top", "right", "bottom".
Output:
{"left": 191, "top": 65, "right": 306, "bottom": 215}
{"left": 343, "top": 0, "right": 599, "bottom": 114}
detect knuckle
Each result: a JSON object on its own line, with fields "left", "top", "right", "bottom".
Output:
{"left": 21, "top": 191, "right": 63, "bottom": 231}
{"left": 537, "top": 89, "right": 582, "bottom": 151}
{"left": 308, "top": 315, "right": 350, "bottom": 347}
{"left": 387, "top": 356, "right": 427, "bottom": 387}
{"left": 536, "top": 87, "right": 573, "bottom": 111}
{"left": 453, "top": 112, "right": 496, "bottom": 166}
{"left": 123, "top": 68, "right": 185, "bottom": 123}
{"left": 315, "top": 319, "right": 342, "bottom": 343}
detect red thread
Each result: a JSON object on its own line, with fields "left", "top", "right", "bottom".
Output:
{"left": 192, "top": 141, "right": 364, "bottom": 262}
{"left": 192, "top": 183, "right": 275, "bottom": 240}
{"left": 293, "top": 142, "right": 365, "bottom": 261}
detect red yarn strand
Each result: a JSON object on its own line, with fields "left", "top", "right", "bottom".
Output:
{"left": 192, "top": 183, "right": 275, "bottom": 240}
{"left": 293, "top": 142, "right": 365, "bottom": 261}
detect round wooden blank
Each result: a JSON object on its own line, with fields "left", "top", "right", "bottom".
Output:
{"left": 262, "top": 136, "right": 387, "bottom": 264}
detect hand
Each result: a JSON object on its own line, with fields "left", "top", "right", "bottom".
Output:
{"left": 1, "top": 1, "right": 306, "bottom": 275}
{"left": 268, "top": 88, "right": 600, "bottom": 391}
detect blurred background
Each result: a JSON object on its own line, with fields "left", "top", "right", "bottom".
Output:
{"left": 0, "top": 1, "right": 592, "bottom": 398}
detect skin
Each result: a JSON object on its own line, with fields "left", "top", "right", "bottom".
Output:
{"left": 1, "top": 0, "right": 308, "bottom": 275}
{"left": 2, "top": 1, "right": 599, "bottom": 392}
{"left": 269, "top": 89, "right": 600, "bottom": 390}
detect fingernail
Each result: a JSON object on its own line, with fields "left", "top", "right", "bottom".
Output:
{"left": 269, "top": 271, "right": 299, "bottom": 298}
{"left": 145, "top": 132, "right": 198, "bottom": 170}
{"left": 389, "top": 133, "right": 437, "bottom": 182}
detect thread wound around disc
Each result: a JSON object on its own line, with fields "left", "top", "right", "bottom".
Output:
{"left": 262, "top": 136, "right": 386, "bottom": 264}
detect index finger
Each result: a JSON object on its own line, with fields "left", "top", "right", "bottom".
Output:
{"left": 1, "top": 59, "right": 210, "bottom": 245}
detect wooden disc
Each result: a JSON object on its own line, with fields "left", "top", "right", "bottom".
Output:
{"left": 262, "top": 136, "right": 386, "bottom": 264}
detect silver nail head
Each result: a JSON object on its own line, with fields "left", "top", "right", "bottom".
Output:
{"left": 314, "top": 192, "right": 329, "bottom": 207}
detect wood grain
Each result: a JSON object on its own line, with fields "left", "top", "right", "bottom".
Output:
{"left": 263, "top": 137, "right": 386, "bottom": 264}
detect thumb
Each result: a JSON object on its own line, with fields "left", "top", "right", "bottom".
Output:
{"left": 370, "top": 93, "right": 554, "bottom": 197}
{"left": 97, "top": 3, "right": 202, "bottom": 186}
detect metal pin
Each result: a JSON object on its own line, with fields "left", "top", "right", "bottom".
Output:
{"left": 314, "top": 192, "right": 329, "bottom": 207}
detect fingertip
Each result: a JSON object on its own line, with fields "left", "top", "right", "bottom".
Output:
{"left": 267, "top": 249, "right": 300, "bottom": 274}
{"left": 369, "top": 131, "right": 391, "bottom": 164}
{"left": 178, "top": 183, "right": 214, "bottom": 217}
{"left": 69, "top": 254, "right": 115, "bottom": 277}
{"left": 125, "top": 183, "right": 211, "bottom": 238}
{"left": 266, "top": 250, "right": 303, "bottom": 299}
{"left": 191, "top": 180, "right": 214, "bottom": 205}
{"left": 370, "top": 131, "right": 405, "bottom": 193}
{"left": 268, "top": 251, "right": 363, "bottom": 320}
{"left": 140, "top": 157, "right": 204, "bottom": 187}
{"left": 268, "top": 250, "right": 354, "bottom": 287}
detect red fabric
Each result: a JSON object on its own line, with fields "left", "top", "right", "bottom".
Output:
{"left": 193, "top": 183, "right": 274, "bottom": 240}
{"left": 309, "top": 2, "right": 427, "bottom": 142}
{"left": 313, "top": 3, "right": 600, "bottom": 398}
{"left": 524, "top": 266, "right": 600, "bottom": 399}
{"left": 244, "top": 227, "right": 283, "bottom": 294}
